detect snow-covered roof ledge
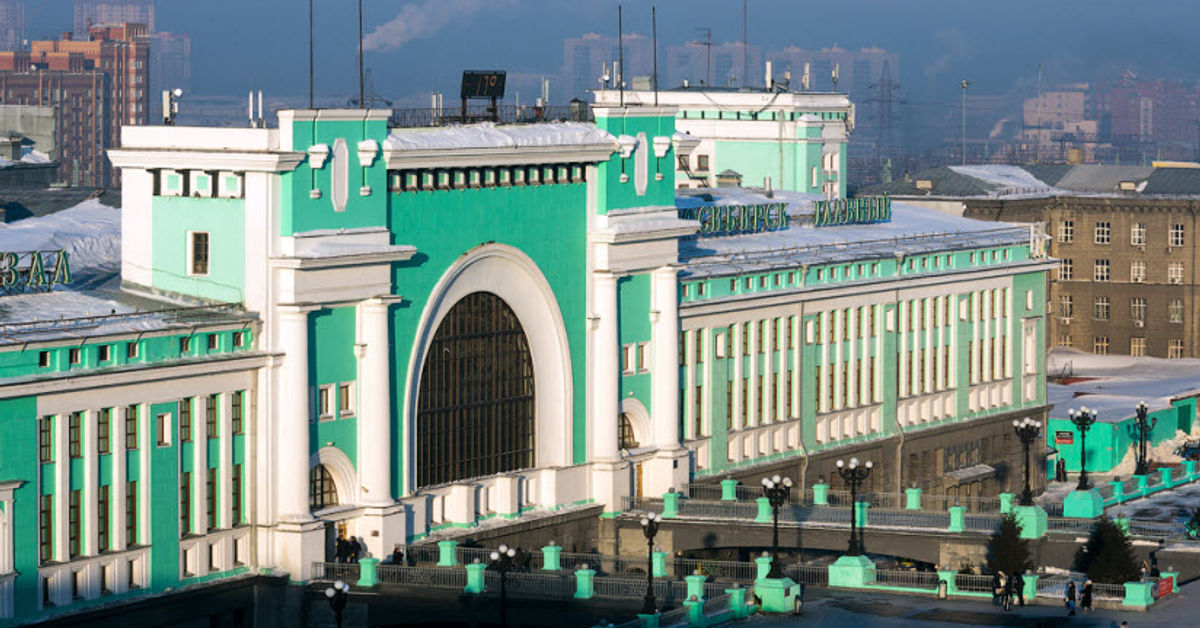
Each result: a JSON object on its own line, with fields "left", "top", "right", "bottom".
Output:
{"left": 272, "top": 226, "right": 416, "bottom": 270}
{"left": 383, "top": 122, "right": 615, "bottom": 170}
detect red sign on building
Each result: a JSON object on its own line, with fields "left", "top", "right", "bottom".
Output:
{"left": 1055, "top": 430, "right": 1074, "bottom": 445}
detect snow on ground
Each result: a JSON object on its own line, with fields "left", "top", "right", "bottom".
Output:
{"left": 384, "top": 121, "right": 612, "bottom": 151}
{"left": 1110, "top": 481, "right": 1200, "bottom": 523}
{"left": 1047, "top": 347, "right": 1200, "bottom": 421}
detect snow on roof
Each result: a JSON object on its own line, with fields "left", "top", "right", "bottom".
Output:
{"left": 0, "top": 199, "right": 120, "bottom": 282}
{"left": 1046, "top": 348, "right": 1200, "bottom": 422}
{"left": 947, "top": 165, "right": 1061, "bottom": 195}
{"left": 677, "top": 188, "right": 1030, "bottom": 277}
{"left": 384, "top": 122, "right": 614, "bottom": 152}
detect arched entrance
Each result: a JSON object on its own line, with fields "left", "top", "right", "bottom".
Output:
{"left": 416, "top": 292, "right": 535, "bottom": 487}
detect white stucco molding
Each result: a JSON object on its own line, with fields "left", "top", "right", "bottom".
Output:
{"left": 311, "top": 446, "right": 360, "bottom": 508}
{"left": 619, "top": 398, "right": 652, "bottom": 450}
{"left": 383, "top": 144, "right": 615, "bottom": 170}
{"left": 401, "top": 243, "right": 574, "bottom": 496}
{"left": 107, "top": 149, "right": 306, "bottom": 173}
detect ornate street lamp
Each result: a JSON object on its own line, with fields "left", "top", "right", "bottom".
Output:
{"left": 639, "top": 513, "right": 663, "bottom": 615}
{"left": 323, "top": 579, "right": 350, "bottom": 628}
{"left": 490, "top": 544, "right": 517, "bottom": 628}
{"left": 1068, "top": 407, "right": 1098, "bottom": 490}
{"left": 1133, "top": 401, "right": 1157, "bottom": 476}
{"left": 1012, "top": 417, "right": 1043, "bottom": 506}
{"left": 761, "top": 474, "right": 793, "bottom": 579}
{"left": 835, "top": 458, "right": 873, "bottom": 556}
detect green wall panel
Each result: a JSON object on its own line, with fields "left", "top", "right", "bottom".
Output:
{"left": 150, "top": 196, "right": 246, "bottom": 303}
{"left": 0, "top": 396, "right": 38, "bottom": 618}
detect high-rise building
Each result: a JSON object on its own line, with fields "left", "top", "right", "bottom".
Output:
{"left": 766, "top": 46, "right": 898, "bottom": 96}
{"left": 562, "top": 32, "right": 652, "bottom": 101}
{"left": 0, "top": 23, "right": 149, "bottom": 185}
{"left": 0, "top": 0, "right": 25, "bottom": 52}
{"left": 147, "top": 31, "right": 190, "bottom": 120}
{"left": 667, "top": 42, "right": 762, "bottom": 89}
{"left": 1102, "top": 77, "right": 1200, "bottom": 162}
{"left": 74, "top": 0, "right": 154, "bottom": 37}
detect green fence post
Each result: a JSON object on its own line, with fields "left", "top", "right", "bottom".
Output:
{"left": 725, "top": 585, "right": 749, "bottom": 619}
{"left": 754, "top": 553, "right": 773, "bottom": 582}
{"left": 999, "top": 493, "right": 1014, "bottom": 514}
{"left": 541, "top": 542, "right": 562, "bottom": 571}
{"left": 937, "top": 569, "right": 958, "bottom": 596}
{"left": 651, "top": 551, "right": 668, "bottom": 578}
{"left": 812, "top": 482, "right": 829, "bottom": 506}
{"left": 685, "top": 572, "right": 707, "bottom": 601}
{"left": 1132, "top": 474, "right": 1149, "bottom": 496}
{"left": 637, "top": 613, "right": 661, "bottom": 628}
{"left": 855, "top": 500, "right": 870, "bottom": 528}
{"left": 573, "top": 565, "right": 596, "bottom": 599}
{"left": 663, "top": 489, "right": 680, "bottom": 519}
{"left": 437, "top": 540, "right": 459, "bottom": 567}
{"left": 1159, "top": 466, "right": 1174, "bottom": 489}
{"left": 904, "top": 487, "right": 922, "bottom": 510}
{"left": 1160, "top": 570, "right": 1180, "bottom": 593}
{"left": 721, "top": 478, "right": 740, "bottom": 501}
{"left": 683, "top": 597, "right": 704, "bottom": 626}
{"left": 948, "top": 506, "right": 966, "bottom": 532}
{"left": 464, "top": 560, "right": 486, "bottom": 594}
{"left": 1122, "top": 581, "right": 1154, "bottom": 608}
{"left": 1022, "top": 573, "right": 1038, "bottom": 601}
{"left": 755, "top": 496, "right": 772, "bottom": 523}
{"left": 356, "top": 556, "right": 380, "bottom": 587}
{"left": 1183, "top": 460, "right": 1197, "bottom": 481}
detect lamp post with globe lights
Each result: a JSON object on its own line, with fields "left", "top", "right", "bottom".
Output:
{"left": 1133, "top": 401, "right": 1157, "bottom": 476}
{"left": 639, "top": 513, "right": 663, "bottom": 615}
{"left": 761, "top": 474, "right": 793, "bottom": 578}
{"left": 835, "top": 458, "right": 873, "bottom": 556}
{"left": 490, "top": 544, "right": 517, "bottom": 628}
{"left": 1068, "top": 407, "right": 1098, "bottom": 490}
{"left": 323, "top": 579, "right": 350, "bottom": 628}
{"left": 1012, "top": 417, "right": 1043, "bottom": 506}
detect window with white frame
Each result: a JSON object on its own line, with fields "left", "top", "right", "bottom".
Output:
{"left": 1094, "top": 221, "right": 1110, "bottom": 244}
{"left": 621, "top": 344, "right": 634, "bottom": 374}
{"left": 1169, "top": 262, "right": 1184, "bottom": 284}
{"left": 1130, "top": 337, "right": 1146, "bottom": 356}
{"left": 1059, "top": 259, "right": 1073, "bottom": 281}
{"left": 1130, "top": 260, "right": 1146, "bottom": 283}
{"left": 1057, "top": 220, "right": 1074, "bottom": 243}
{"left": 317, "top": 385, "right": 334, "bottom": 420}
{"left": 1130, "top": 297, "right": 1146, "bottom": 321}
{"left": 1058, "top": 334, "right": 1073, "bottom": 348}
{"left": 1093, "top": 335, "right": 1109, "bottom": 355}
{"left": 338, "top": 382, "right": 354, "bottom": 417}
{"left": 1170, "top": 223, "right": 1185, "bottom": 247}
{"left": 188, "top": 231, "right": 210, "bottom": 276}
{"left": 636, "top": 342, "right": 648, "bottom": 373}
{"left": 1058, "top": 295, "right": 1073, "bottom": 319}
{"left": 1169, "top": 339, "right": 1184, "bottom": 359}
{"left": 1093, "top": 296, "right": 1110, "bottom": 320}
{"left": 1093, "top": 259, "right": 1110, "bottom": 282}
{"left": 1130, "top": 222, "right": 1146, "bottom": 245}
{"left": 1169, "top": 299, "right": 1184, "bottom": 323}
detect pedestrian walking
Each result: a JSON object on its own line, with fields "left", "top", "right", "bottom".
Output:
{"left": 1065, "top": 580, "right": 1077, "bottom": 616}
{"left": 1002, "top": 571, "right": 1015, "bottom": 611}
{"left": 1080, "top": 579, "right": 1093, "bottom": 613}
{"left": 992, "top": 570, "right": 1002, "bottom": 606}
{"left": 348, "top": 536, "right": 362, "bottom": 562}
{"left": 390, "top": 545, "right": 404, "bottom": 565}
{"left": 1013, "top": 571, "right": 1026, "bottom": 606}
{"left": 335, "top": 534, "right": 349, "bottom": 563}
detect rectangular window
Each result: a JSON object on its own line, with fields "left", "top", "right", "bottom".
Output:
{"left": 742, "top": 322, "right": 750, "bottom": 354}
{"left": 125, "top": 405, "right": 139, "bottom": 450}
{"left": 1169, "top": 299, "right": 1184, "bottom": 323}
{"left": 1130, "top": 260, "right": 1146, "bottom": 283}
{"left": 179, "top": 336, "right": 191, "bottom": 354}
{"left": 207, "top": 468, "right": 218, "bottom": 530}
{"left": 98, "top": 344, "right": 111, "bottom": 361}
{"left": 1169, "top": 339, "right": 1184, "bottom": 359}
{"left": 637, "top": 342, "right": 648, "bottom": 371}
{"left": 1094, "top": 259, "right": 1110, "bottom": 282}
{"left": 1169, "top": 262, "right": 1184, "bottom": 284}
{"left": 1059, "top": 259, "right": 1073, "bottom": 281}
{"left": 189, "top": 232, "right": 210, "bottom": 275}
{"left": 338, "top": 383, "right": 353, "bottom": 416}
{"left": 232, "top": 464, "right": 243, "bottom": 525}
{"left": 1131, "top": 297, "right": 1147, "bottom": 321}
{"left": 39, "top": 415, "right": 53, "bottom": 462}
{"left": 621, "top": 345, "right": 633, "bottom": 373}
{"left": 180, "top": 472, "right": 191, "bottom": 535}
{"left": 1093, "top": 336, "right": 1109, "bottom": 355}
{"left": 758, "top": 320, "right": 766, "bottom": 353}
{"left": 206, "top": 334, "right": 218, "bottom": 351}
{"left": 40, "top": 494, "right": 53, "bottom": 563}
{"left": 68, "top": 490, "right": 81, "bottom": 558}
{"left": 1058, "top": 334, "right": 1073, "bottom": 348}
{"left": 179, "top": 398, "right": 193, "bottom": 442}
{"left": 206, "top": 394, "right": 219, "bottom": 438}
{"left": 693, "top": 385, "right": 703, "bottom": 437}
{"left": 1094, "top": 296, "right": 1110, "bottom": 320}
{"left": 1131, "top": 222, "right": 1146, "bottom": 245}
{"left": 98, "top": 408, "right": 111, "bottom": 454}
{"left": 697, "top": 155, "right": 709, "bottom": 171}
{"left": 98, "top": 484, "right": 110, "bottom": 552}
{"left": 232, "top": 331, "right": 245, "bottom": 348}
{"left": 787, "top": 316, "right": 795, "bottom": 349}
{"left": 1170, "top": 223, "right": 1185, "bottom": 247}
{"left": 68, "top": 411, "right": 82, "bottom": 458}
{"left": 1130, "top": 337, "right": 1147, "bottom": 356}
{"left": 1094, "top": 221, "right": 1110, "bottom": 244}
{"left": 126, "top": 342, "right": 139, "bottom": 359}
{"left": 38, "top": 350, "right": 50, "bottom": 367}
{"left": 156, "top": 413, "right": 171, "bottom": 447}
{"left": 69, "top": 348, "right": 81, "bottom": 365}
{"left": 677, "top": 154, "right": 689, "bottom": 170}
{"left": 1057, "top": 220, "right": 1074, "bottom": 243}
{"left": 231, "top": 391, "right": 244, "bottom": 434}
{"left": 126, "top": 480, "right": 138, "bottom": 546}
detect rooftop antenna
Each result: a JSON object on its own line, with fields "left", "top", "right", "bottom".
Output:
{"left": 1035, "top": 62, "right": 1043, "bottom": 162}
{"left": 802, "top": 62, "right": 810, "bottom": 91}
{"left": 308, "top": 0, "right": 314, "bottom": 108}
{"left": 358, "top": 0, "right": 365, "bottom": 108}
{"left": 618, "top": 4, "right": 624, "bottom": 107}
{"left": 652, "top": 6, "right": 659, "bottom": 106}
{"left": 960, "top": 79, "right": 971, "bottom": 165}
{"left": 693, "top": 28, "right": 712, "bottom": 86}
{"left": 832, "top": 63, "right": 839, "bottom": 91}
{"left": 742, "top": 0, "right": 749, "bottom": 87}
{"left": 162, "top": 88, "right": 181, "bottom": 125}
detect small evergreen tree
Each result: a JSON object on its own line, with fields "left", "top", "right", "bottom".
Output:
{"left": 986, "top": 512, "right": 1034, "bottom": 575}
{"left": 1074, "top": 516, "right": 1140, "bottom": 583}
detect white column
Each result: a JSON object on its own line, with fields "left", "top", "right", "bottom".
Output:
{"left": 54, "top": 414, "right": 68, "bottom": 562}
{"left": 592, "top": 272, "right": 620, "bottom": 461}
{"left": 219, "top": 393, "right": 233, "bottom": 528}
{"left": 898, "top": 302, "right": 909, "bottom": 398}
{"left": 137, "top": 404, "right": 149, "bottom": 546}
{"left": 277, "top": 305, "right": 315, "bottom": 521}
{"left": 82, "top": 410, "right": 98, "bottom": 556}
{"left": 747, "top": 320, "right": 759, "bottom": 425}
{"left": 733, "top": 323, "right": 744, "bottom": 428}
{"left": 650, "top": 267, "right": 681, "bottom": 450}
{"left": 112, "top": 407, "right": 127, "bottom": 552}
{"left": 358, "top": 297, "right": 395, "bottom": 505}
{"left": 846, "top": 308, "right": 858, "bottom": 408}
{"left": 762, "top": 318, "right": 774, "bottom": 423}
{"left": 194, "top": 397, "right": 208, "bottom": 535}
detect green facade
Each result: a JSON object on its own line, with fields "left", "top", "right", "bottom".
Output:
{"left": 1048, "top": 398, "right": 1197, "bottom": 473}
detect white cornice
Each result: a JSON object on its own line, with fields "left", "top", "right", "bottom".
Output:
{"left": 269, "top": 246, "right": 417, "bottom": 270}
{"left": 0, "top": 352, "right": 271, "bottom": 400}
{"left": 592, "top": 106, "right": 680, "bottom": 118}
{"left": 383, "top": 144, "right": 615, "bottom": 170}
{"left": 107, "top": 149, "right": 306, "bottom": 172}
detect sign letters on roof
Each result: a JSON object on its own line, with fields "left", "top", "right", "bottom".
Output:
{"left": 0, "top": 250, "right": 71, "bottom": 293}
{"left": 679, "top": 203, "right": 788, "bottom": 238}
{"left": 812, "top": 196, "right": 892, "bottom": 227}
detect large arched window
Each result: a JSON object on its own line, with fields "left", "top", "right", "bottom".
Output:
{"left": 310, "top": 465, "right": 338, "bottom": 510}
{"left": 619, "top": 413, "right": 639, "bottom": 450}
{"left": 417, "top": 292, "right": 535, "bottom": 488}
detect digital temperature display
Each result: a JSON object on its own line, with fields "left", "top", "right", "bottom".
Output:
{"left": 461, "top": 70, "right": 506, "bottom": 100}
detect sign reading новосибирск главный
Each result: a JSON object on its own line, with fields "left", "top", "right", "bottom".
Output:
{"left": 678, "top": 203, "right": 789, "bottom": 238}
{"left": 812, "top": 195, "right": 892, "bottom": 227}
{"left": 0, "top": 250, "right": 71, "bottom": 292}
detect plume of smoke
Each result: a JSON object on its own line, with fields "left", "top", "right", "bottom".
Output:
{"left": 363, "top": 0, "right": 500, "bottom": 53}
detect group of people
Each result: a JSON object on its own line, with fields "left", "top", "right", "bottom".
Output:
{"left": 990, "top": 570, "right": 1027, "bottom": 610}
{"left": 334, "top": 535, "right": 364, "bottom": 563}
{"left": 1063, "top": 579, "right": 1095, "bottom": 616}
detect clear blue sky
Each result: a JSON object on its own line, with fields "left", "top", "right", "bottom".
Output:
{"left": 24, "top": 0, "right": 1200, "bottom": 104}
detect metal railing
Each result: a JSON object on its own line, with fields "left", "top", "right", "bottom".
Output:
{"left": 388, "top": 104, "right": 591, "bottom": 128}
{"left": 676, "top": 558, "right": 758, "bottom": 582}
{"left": 483, "top": 571, "right": 575, "bottom": 599}
{"left": 784, "top": 563, "right": 829, "bottom": 586}
{"left": 311, "top": 562, "right": 359, "bottom": 582}
{"left": 1047, "top": 517, "right": 1095, "bottom": 534}
{"left": 954, "top": 573, "right": 994, "bottom": 593}
{"left": 1092, "top": 582, "right": 1127, "bottom": 600}
{"left": 868, "top": 569, "right": 939, "bottom": 590}
{"left": 377, "top": 565, "right": 467, "bottom": 588}
{"left": 678, "top": 484, "right": 1004, "bottom": 513}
